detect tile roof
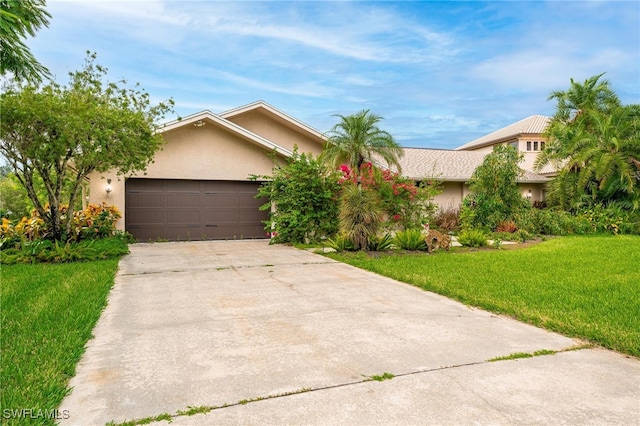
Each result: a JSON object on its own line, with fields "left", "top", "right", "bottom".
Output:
{"left": 398, "top": 148, "right": 550, "bottom": 183}
{"left": 456, "top": 115, "right": 551, "bottom": 150}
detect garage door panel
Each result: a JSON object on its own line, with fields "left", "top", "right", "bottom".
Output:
{"left": 166, "top": 209, "right": 200, "bottom": 224}
{"left": 167, "top": 194, "right": 201, "bottom": 207}
{"left": 126, "top": 193, "right": 165, "bottom": 208}
{"left": 127, "top": 210, "right": 165, "bottom": 224}
{"left": 125, "top": 179, "right": 268, "bottom": 241}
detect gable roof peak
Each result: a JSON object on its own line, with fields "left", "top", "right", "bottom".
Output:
{"left": 456, "top": 115, "right": 551, "bottom": 151}
{"left": 220, "top": 100, "right": 325, "bottom": 140}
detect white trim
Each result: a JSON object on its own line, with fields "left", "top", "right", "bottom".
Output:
{"left": 158, "top": 110, "right": 294, "bottom": 157}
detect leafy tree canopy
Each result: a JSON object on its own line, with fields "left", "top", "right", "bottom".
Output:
{"left": 0, "top": 52, "right": 174, "bottom": 241}
{"left": 0, "top": 0, "right": 51, "bottom": 83}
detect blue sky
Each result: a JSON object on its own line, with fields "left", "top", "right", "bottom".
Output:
{"left": 28, "top": 0, "right": 640, "bottom": 149}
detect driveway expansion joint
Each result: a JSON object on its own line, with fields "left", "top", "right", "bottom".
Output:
{"left": 108, "top": 355, "right": 577, "bottom": 426}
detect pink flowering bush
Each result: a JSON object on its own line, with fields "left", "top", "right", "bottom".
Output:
{"left": 338, "top": 162, "right": 440, "bottom": 230}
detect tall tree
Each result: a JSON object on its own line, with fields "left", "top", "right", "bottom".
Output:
{"left": 0, "top": 52, "right": 174, "bottom": 241}
{"left": 0, "top": 0, "right": 51, "bottom": 83}
{"left": 537, "top": 74, "right": 639, "bottom": 210}
{"left": 320, "top": 109, "right": 403, "bottom": 175}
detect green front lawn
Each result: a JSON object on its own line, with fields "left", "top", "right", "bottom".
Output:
{"left": 1, "top": 259, "right": 120, "bottom": 425}
{"left": 327, "top": 235, "right": 640, "bottom": 358}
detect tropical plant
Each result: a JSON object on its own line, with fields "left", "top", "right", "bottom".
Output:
{"left": 0, "top": 52, "right": 174, "bottom": 241}
{"left": 253, "top": 149, "right": 340, "bottom": 244}
{"left": 546, "top": 72, "right": 620, "bottom": 124}
{"left": 393, "top": 228, "right": 427, "bottom": 251}
{"left": 496, "top": 220, "right": 518, "bottom": 233}
{"left": 536, "top": 74, "right": 639, "bottom": 211}
{"left": 456, "top": 229, "right": 488, "bottom": 248}
{"left": 1, "top": 203, "right": 122, "bottom": 247}
{"left": 0, "top": 236, "right": 129, "bottom": 264}
{"left": 325, "top": 233, "right": 355, "bottom": 252}
{"left": 338, "top": 183, "right": 383, "bottom": 250}
{"left": 0, "top": 0, "right": 51, "bottom": 82}
{"left": 368, "top": 233, "right": 394, "bottom": 251}
{"left": 320, "top": 109, "right": 404, "bottom": 175}
{"left": 462, "top": 145, "right": 529, "bottom": 230}
{"left": 338, "top": 162, "right": 440, "bottom": 231}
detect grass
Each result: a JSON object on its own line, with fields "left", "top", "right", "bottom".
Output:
{"left": 327, "top": 235, "right": 640, "bottom": 358}
{"left": 1, "top": 259, "right": 121, "bottom": 425}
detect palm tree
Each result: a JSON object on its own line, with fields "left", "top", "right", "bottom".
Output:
{"left": 339, "top": 183, "right": 383, "bottom": 250}
{"left": 547, "top": 72, "right": 620, "bottom": 124}
{"left": 320, "top": 109, "right": 403, "bottom": 174}
{"left": 538, "top": 73, "right": 640, "bottom": 210}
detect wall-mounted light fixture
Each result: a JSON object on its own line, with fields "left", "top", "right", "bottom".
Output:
{"left": 106, "top": 178, "right": 112, "bottom": 194}
{"left": 526, "top": 189, "right": 532, "bottom": 200}
{"left": 193, "top": 120, "right": 205, "bottom": 127}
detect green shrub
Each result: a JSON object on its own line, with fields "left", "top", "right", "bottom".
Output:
{"left": 463, "top": 145, "right": 529, "bottom": 230}
{"left": 491, "top": 231, "right": 521, "bottom": 242}
{"left": 457, "top": 229, "right": 488, "bottom": 247}
{"left": 326, "top": 233, "right": 355, "bottom": 252}
{"left": 0, "top": 237, "right": 129, "bottom": 265}
{"left": 253, "top": 150, "right": 340, "bottom": 244}
{"left": 394, "top": 229, "right": 427, "bottom": 251}
{"left": 368, "top": 233, "right": 394, "bottom": 251}
{"left": 516, "top": 229, "right": 531, "bottom": 243}
{"left": 0, "top": 203, "right": 122, "bottom": 244}
{"left": 578, "top": 204, "right": 640, "bottom": 235}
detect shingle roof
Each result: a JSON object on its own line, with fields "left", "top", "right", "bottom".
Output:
{"left": 399, "top": 148, "right": 486, "bottom": 181}
{"left": 398, "top": 148, "right": 550, "bottom": 183}
{"left": 456, "top": 115, "right": 551, "bottom": 150}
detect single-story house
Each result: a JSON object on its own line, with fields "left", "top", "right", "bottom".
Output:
{"left": 89, "top": 101, "right": 325, "bottom": 241}
{"left": 89, "top": 101, "right": 552, "bottom": 241}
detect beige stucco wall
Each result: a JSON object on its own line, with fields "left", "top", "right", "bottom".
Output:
{"left": 432, "top": 182, "right": 466, "bottom": 211}
{"left": 518, "top": 183, "right": 546, "bottom": 204}
{"left": 88, "top": 121, "right": 308, "bottom": 230}
{"left": 466, "top": 138, "right": 547, "bottom": 174}
{"left": 430, "top": 181, "right": 546, "bottom": 213}
{"left": 225, "top": 110, "right": 324, "bottom": 157}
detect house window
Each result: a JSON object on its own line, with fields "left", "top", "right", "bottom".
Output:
{"left": 526, "top": 141, "right": 532, "bottom": 151}
{"left": 541, "top": 141, "right": 546, "bottom": 150}
{"left": 509, "top": 141, "right": 518, "bottom": 150}
{"left": 534, "top": 141, "right": 539, "bottom": 151}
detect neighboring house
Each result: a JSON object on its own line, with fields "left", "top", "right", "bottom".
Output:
{"left": 89, "top": 101, "right": 325, "bottom": 241}
{"left": 395, "top": 115, "right": 554, "bottom": 210}
{"left": 455, "top": 115, "right": 555, "bottom": 175}
{"left": 397, "top": 147, "right": 549, "bottom": 211}
{"left": 88, "top": 103, "right": 553, "bottom": 241}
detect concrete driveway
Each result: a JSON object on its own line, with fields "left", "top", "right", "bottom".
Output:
{"left": 60, "top": 240, "right": 639, "bottom": 425}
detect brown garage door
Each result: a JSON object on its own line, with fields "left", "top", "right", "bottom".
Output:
{"left": 125, "top": 179, "right": 269, "bottom": 241}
